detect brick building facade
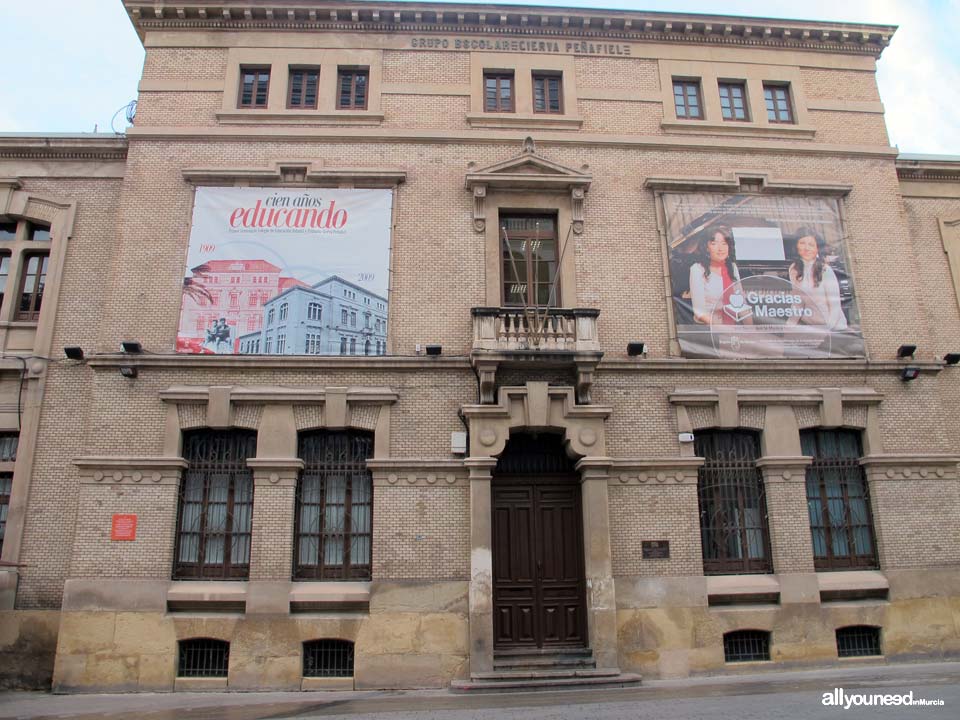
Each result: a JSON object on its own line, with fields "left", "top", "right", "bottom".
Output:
{"left": 0, "top": 0, "right": 958, "bottom": 692}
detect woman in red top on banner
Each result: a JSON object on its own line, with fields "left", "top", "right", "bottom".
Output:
{"left": 689, "top": 226, "right": 741, "bottom": 325}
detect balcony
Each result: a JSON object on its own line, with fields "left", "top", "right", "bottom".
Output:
{"left": 470, "top": 307, "right": 602, "bottom": 404}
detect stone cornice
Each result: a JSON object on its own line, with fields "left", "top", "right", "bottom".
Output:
{"left": 896, "top": 157, "right": 960, "bottom": 184}
{"left": 182, "top": 161, "right": 406, "bottom": 187}
{"left": 0, "top": 135, "right": 128, "bottom": 162}
{"left": 122, "top": 2, "right": 894, "bottom": 58}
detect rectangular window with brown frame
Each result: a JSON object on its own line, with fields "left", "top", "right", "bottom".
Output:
{"left": 533, "top": 72, "right": 563, "bottom": 114}
{"left": 0, "top": 253, "right": 10, "bottom": 312}
{"left": 802, "top": 429, "right": 878, "bottom": 571}
{"left": 295, "top": 430, "right": 373, "bottom": 580}
{"left": 673, "top": 79, "right": 703, "bottom": 119}
{"left": 337, "top": 67, "right": 368, "bottom": 110}
{"left": 719, "top": 81, "right": 749, "bottom": 121}
{"left": 237, "top": 66, "right": 271, "bottom": 109}
{"left": 173, "top": 430, "right": 256, "bottom": 580}
{"left": 484, "top": 71, "right": 515, "bottom": 113}
{"left": 17, "top": 252, "right": 48, "bottom": 322}
{"left": 764, "top": 83, "right": 794, "bottom": 123}
{"left": 288, "top": 67, "right": 320, "bottom": 109}
{"left": 500, "top": 215, "right": 560, "bottom": 307}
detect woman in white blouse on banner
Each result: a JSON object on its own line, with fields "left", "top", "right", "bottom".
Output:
{"left": 689, "top": 226, "right": 741, "bottom": 325}
{"left": 788, "top": 228, "right": 847, "bottom": 330}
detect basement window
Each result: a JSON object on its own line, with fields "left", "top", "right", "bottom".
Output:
{"left": 178, "top": 638, "right": 230, "bottom": 677}
{"left": 303, "top": 639, "right": 355, "bottom": 677}
{"left": 723, "top": 630, "right": 771, "bottom": 662}
{"left": 836, "top": 626, "right": 882, "bottom": 657}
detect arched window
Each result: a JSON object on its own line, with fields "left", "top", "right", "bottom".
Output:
{"left": 295, "top": 431, "right": 373, "bottom": 580}
{"left": 303, "top": 639, "right": 355, "bottom": 677}
{"left": 267, "top": 307, "right": 275, "bottom": 325}
{"left": 178, "top": 638, "right": 230, "bottom": 677}
{"left": 279, "top": 302, "right": 288, "bottom": 321}
{"left": 340, "top": 337, "right": 347, "bottom": 355}
{"left": 695, "top": 430, "right": 771, "bottom": 574}
{"left": 174, "top": 430, "right": 256, "bottom": 579}
{"left": 802, "top": 429, "right": 877, "bottom": 570}
{"left": 364, "top": 340, "right": 371, "bottom": 355}
{"left": 349, "top": 338, "right": 356, "bottom": 354}
{"left": 308, "top": 302, "right": 322, "bottom": 321}
{"left": 723, "top": 630, "right": 770, "bottom": 662}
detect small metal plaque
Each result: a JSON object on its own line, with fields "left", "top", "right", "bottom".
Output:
{"left": 642, "top": 540, "right": 669, "bottom": 559}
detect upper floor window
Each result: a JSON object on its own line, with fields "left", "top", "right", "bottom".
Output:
{"left": 341, "top": 308, "right": 348, "bottom": 325}
{"left": 802, "top": 429, "right": 877, "bottom": 571}
{"left": 484, "top": 71, "right": 515, "bottom": 112}
{"left": 174, "top": 430, "right": 256, "bottom": 580}
{"left": 295, "top": 431, "right": 373, "bottom": 580}
{"left": 719, "top": 81, "right": 748, "bottom": 121}
{"left": 500, "top": 215, "right": 559, "bottom": 307}
{"left": 17, "top": 252, "right": 48, "bottom": 322}
{"left": 337, "top": 68, "right": 368, "bottom": 110}
{"left": 350, "top": 311, "right": 357, "bottom": 327}
{"left": 673, "top": 79, "right": 703, "bottom": 119}
{"left": 307, "top": 302, "right": 322, "bottom": 321}
{"left": 276, "top": 330, "right": 286, "bottom": 354}
{"left": 0, "top": 472, "right": 11, "bottom": 557}
{"left": 267, "top": 307, "right": 275, "bottom": 325}
{"left": 695, "top": 430, "right": 771, "bottom": 574}
{"left": 764, "top": 83, "right": 794, "bottom": 123}
{"left": 533, "top": 72, "right": 562, "bottom": 114}
{"left": 279, "top": 302, "right": 288, "bottom": 321}
{"left": 238, "top": 66, "right": 270, "bottom": 108}
{"left": 288, "top": 67, "right": 319, "bottom": 109}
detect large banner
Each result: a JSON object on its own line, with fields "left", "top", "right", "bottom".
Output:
{"left": 664, "top": 193, "right": 864, "bottom": 359}
{"left": 177, "top": 187, "right": 392, "bottom": 355}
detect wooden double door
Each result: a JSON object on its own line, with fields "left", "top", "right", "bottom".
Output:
{"left": 492, "top": 477, "right": 588, "bottom": 648}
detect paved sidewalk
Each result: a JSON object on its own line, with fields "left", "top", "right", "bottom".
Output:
{"left": 0, "top": 660, "right": 956, "bottom": 720}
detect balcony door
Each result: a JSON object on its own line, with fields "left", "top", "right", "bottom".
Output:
{"left": 500, "top": 215, "right": 560, "bottom": 307}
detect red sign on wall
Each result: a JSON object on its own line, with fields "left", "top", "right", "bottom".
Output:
{"left": 111, "top": 514, "right": 137, "bottom": 541}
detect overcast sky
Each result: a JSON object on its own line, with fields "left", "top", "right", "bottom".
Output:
{"left": 2, "top": 0, "right": 957, "bottom": 154}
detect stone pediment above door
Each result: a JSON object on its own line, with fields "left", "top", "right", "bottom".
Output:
{"left": 465, "top": 137, "right": 592, "bottom": 233}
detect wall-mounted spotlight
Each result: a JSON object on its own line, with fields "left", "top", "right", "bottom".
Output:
{"left": 63, "top": 346, "right": 84, "bottom": 360}
{"left": 425, "top": 345, "right": 442, "bottom": 356}
{"left": 944, "top": 353, "right": 960, "bottom": 366}
{"left": 900, "top": 367, "right": 920, "bottom": 382}
{"left": 121, "top": 340, "right": 143, "bottom": 353}
{"left": 896, "top": 344, "right": 917, "bottom": 359}
{"left": 627, "top": 342, "right": 646, "bottom": 357}
{"left": 119, "top": 366, "right": 138, "bottom": 379}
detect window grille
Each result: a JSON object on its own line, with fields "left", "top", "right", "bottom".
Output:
{"left": 802, "top": 430, "right": 877, "bottom": 571}
{"left": 303, "top": 639, "right": 355, "bottom": 677}
{"left": 295, "top": 431, "right": 373, "bottom": 580}
{"left": 0, "top": 433, "right": 18, "bottom": 462}
{"left": 723, "top": 630, "right": 770, "bottom": 662}
{"left": 836, "top": 626, "right": 882, "bottom": 657}
{"left": 695, "top": 431, "right": 772, "bottom": 574}
{"left": 178, "top": 638, "right": 230, "bottom": 677}
{"left": 174, "top": 431, "right": 256, "bottom": 579}
{"left": 0, "top": 472, "right": 12, "bottom": 556}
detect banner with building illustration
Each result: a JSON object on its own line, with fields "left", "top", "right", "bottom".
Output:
{"left": 663, "top": 192, "right": 865, "bottom": 359}
{"left": 177, "top": 187, "right": 391, "bottom": 355}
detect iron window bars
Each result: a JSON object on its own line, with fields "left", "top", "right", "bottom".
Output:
{"left": 836, "top": 626, "right": 882, "bottom": 657}
{"left": 723, "top": 630, "right": 771, "bottom": 662}
{"left": 178, "top": 638, "right": 229, "bottom": 677}
{"left": 173, "top": 430, "right": 256, "bottom": 579}
{"left": 695, "top": 431, "right": 772, "bottom": 574}
{"left": 802, "top": 429, "right": 878, "bottom": 571}
{"left": 303, "top": 639, "right": 355, "bottom": 677}
{"left": 295, "top": 431, "right": 373, "bottom": 580}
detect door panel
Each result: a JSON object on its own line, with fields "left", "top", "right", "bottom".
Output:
{"left": 492, "top": 480, "right": 587, "bottom": 648}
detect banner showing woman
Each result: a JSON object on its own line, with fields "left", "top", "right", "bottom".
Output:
{"left": 664, "top": 192, "right": 865, "bottom": 359}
